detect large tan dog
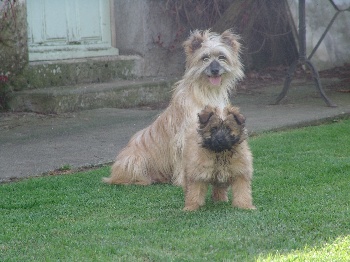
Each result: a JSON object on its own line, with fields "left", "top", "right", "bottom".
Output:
{"left": 182, "top": 105, "right": 255, "bottom": 211}
{"left": 103, "top": 29, "right": 253, "bottom": 210}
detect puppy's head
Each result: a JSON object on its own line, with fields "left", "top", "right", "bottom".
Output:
{"left": 182, "top": 29, "right": 244, "bottom": 88}
{"left": 197, "top": 105, "right": 247, "bottom": 153}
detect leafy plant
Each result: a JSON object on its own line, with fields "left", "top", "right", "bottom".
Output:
{"left": 0, "top": 0, "right": 27, "bottom": 110}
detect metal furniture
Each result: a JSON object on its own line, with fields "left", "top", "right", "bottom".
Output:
{"left": 275, "top": 0, "right": 350, "bottom": 107}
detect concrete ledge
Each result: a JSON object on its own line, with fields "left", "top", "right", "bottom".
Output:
{"left": 12, "top": 55, "right": 143, "bottom": 90}
{"left": 8, "top": 78, "right": 176, "bottom": 113}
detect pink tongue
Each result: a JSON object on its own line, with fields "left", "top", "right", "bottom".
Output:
{"left": 209, "top": 76, "right": 221, "bottom": 86}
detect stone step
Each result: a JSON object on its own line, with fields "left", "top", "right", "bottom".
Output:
{"left": 8, "top": 78, "right": 176, "bottom": 114}
{"left": 12, "top": 55, "right": 143, "bottom": 90}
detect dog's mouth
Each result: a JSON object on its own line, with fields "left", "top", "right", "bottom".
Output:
{"left": 208, "top": 76, "right": 222, "bottom": 86}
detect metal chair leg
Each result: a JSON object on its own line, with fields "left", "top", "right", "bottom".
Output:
{"left": 305, "top": 60, "right": 337, "bottom": 107}
{"left": 275, "top": 60, "right": 298, "bottom": 105}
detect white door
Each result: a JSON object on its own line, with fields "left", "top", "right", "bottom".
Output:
{"left": 27, "top": 0, "right": 118, "bottom": 61}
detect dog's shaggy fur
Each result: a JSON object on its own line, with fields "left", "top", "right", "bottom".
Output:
{"left": 103, "top": 29, "right": 254, "bottom": 210}
{"left": 182, "top": 105, "right": 255, "bottom": 211}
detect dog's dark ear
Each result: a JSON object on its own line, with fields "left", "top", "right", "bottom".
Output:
{"left": 234, "top": 113, "right": 246, "bottom": 126}
{"left": 220, "top": 29, "right": 241, "bottom": 53}
{"left": 183, "top": 30, "right": 205, "bottom": 56}
{"left": 226, "top": 106, "right": 245, "bottom": 125}
{"left": 198, "top": 110, "right": 214, "bottom": 127}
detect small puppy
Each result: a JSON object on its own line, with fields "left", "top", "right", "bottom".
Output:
{"left": 182, "top": 106, "right": 255, "bottom": 211}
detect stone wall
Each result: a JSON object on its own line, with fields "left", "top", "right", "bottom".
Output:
{"left": 114, "top": 0, "right": 187, "bottom": 77}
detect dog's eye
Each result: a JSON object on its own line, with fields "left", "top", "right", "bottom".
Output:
{"left": 218, "top": 55, "right": 226, "bottom": 61}
{"left": 202, "top": 55, "right": 210, "bottom": 62}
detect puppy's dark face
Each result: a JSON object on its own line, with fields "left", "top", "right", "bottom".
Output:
{"left": 197, "top": 106, "right": 247, "bottom": 153}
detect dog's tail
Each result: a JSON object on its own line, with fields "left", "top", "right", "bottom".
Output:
{"left": 102, "top": 176, "right": 114, "bottom": 184}
{"left": 102, "top": 158, "right": 153, "bottom": 186}
{"left": 102, "top": 174, "right": 152, "bottom": 186}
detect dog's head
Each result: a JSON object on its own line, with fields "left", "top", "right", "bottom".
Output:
{"left": 182, "top": 29, "right": 244, "bottom": 88}
{"left": 197, "top": 105, "right": 247, "bottom": 153}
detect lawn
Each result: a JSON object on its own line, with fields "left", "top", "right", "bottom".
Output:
{"left": 1, "top": 119, "right": 350, "bottom": 261}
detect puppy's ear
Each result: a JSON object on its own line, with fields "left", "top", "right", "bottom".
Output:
{"left": 198, "top": 106, "right": 215, "bottom": 127}
{"left": 234, "top": 113, "right": 246, "bottom": 126}
{"left": 198, "top": 111, "right": 214, "bottom": 127}
{"left": 183, "top": 30, "right": 205, "bottom": 56}
{"left": 220, "top": 29, "right": 241, "bottom": 53}
{"left": 226, "top": 106, "right": 245, "bottom": 125}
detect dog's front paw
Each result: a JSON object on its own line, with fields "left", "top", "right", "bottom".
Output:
{"left": 233, "top": 202, "right": 256, "bottom": 210}
{"left": 183, "top": 204, "right": 200, "bottom": 211}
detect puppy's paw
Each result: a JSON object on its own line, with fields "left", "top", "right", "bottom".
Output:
{"left": 183, "top": 204, "right": 200, "bottom": 211}
{"left": 233, "top": 202, "right": 256, "bottom": 210}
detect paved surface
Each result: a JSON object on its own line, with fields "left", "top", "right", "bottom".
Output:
{"left": 1, "top": 78, "right": 349, "bottom": 182}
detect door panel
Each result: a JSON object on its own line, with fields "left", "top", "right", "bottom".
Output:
{"left": 79, "top": 0, "right": 101, "bottom": 40}
{"left": 27, "top": 0, "right": 118, "bottom": 61}
{"left": 45, "top": 1, "right": 67, "bottom": 42}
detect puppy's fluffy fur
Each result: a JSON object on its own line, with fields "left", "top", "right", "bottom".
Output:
{"left": 103, "top": 29, "right": 254, "bottom": 210}
{"left": 182, "top": 106, "right": 255, "bottom": 211}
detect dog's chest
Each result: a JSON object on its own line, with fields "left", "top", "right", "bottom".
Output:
{"left": 208, "top": 151, "right": 236, "bottom": 183}
{"left": 213, "top": 150, "right": 234, "bottom": 167}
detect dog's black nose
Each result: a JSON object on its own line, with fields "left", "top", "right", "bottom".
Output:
{"left": 209, "top": 60, "right": 221, "bottom": 76}
{"left": 202, "top": 128, "right": 234, "bottom": 153}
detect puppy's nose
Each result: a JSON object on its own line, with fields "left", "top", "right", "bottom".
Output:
{"left": 209, "top": 60, "right": 221, "bottom": 76}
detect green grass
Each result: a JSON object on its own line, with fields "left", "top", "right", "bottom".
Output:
{"left": 1, "top": 119, "right": 350, "bottom": 261}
